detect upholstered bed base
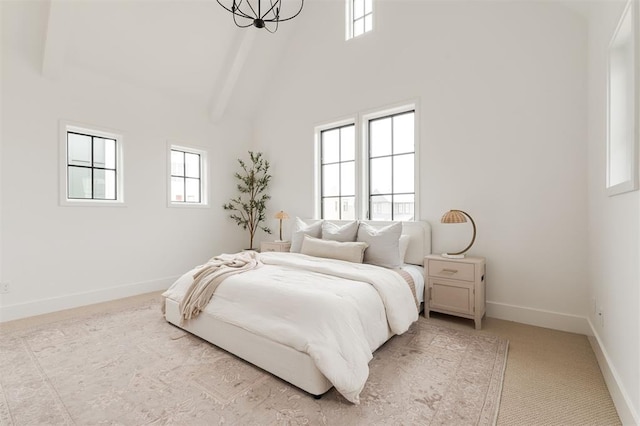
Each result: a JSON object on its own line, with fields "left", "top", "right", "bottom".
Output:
{"left": 163, "top": 220, "right": 431, "bottom": 398}
{"left": 164, "top": 297, "right": 334, "bottom": 396}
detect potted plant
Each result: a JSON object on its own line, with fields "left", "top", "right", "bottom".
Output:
{"left": 223, "top": 151, "right": 272, "bottom": 250}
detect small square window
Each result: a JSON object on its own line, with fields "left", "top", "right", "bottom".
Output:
{"left": 60, "top": 122, "right": 124, "bottom": 206}
{"left": 169, "top": 145, "right": 208, "bottom": 207}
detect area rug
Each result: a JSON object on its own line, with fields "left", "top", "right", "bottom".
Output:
{"left": 0, "top": 298, "right": 508, "bottom": 425}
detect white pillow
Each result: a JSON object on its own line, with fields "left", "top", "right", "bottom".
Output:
{"left": 321, "top": 221, "right": 359, "bottom": 242}
{"left": 300, "top": 235, "right": 368, "bottom": 263}
{"left": 290, "top": 218, "right": 323, "bottom": 253}
{"left": 399, "top": 234, "right": 411, "bottom": 263}
{"left": 357, "top": 222, "right": 403, "bottom": 268}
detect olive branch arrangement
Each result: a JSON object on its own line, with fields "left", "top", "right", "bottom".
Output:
{"left": 223, "top": 151, "right": 272, "bottom": 249}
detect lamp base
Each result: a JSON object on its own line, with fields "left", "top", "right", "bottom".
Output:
{"left": 442, "top": 253, "right": 465, "bottom": 259}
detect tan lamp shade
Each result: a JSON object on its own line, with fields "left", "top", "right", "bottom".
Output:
{"left": 441, "top": 210, "right": 468, "bottom": 224}
{"left": 441, "top": 209, "right": 476, "bottom": 258}
{"left": 275, "top": 211, "right": 289, "bottom": 241}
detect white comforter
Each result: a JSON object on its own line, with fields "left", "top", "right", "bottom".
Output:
{"left": 162, "top": 252, "right": 419, "bottom": 404}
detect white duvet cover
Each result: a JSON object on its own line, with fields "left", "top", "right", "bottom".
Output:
{"left": 162, "top": 252, "right": 419, "bottom": 404}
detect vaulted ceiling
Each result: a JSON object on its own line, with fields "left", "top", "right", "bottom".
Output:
{"left": 38, "top": 0, "right": 594, "bottom": 124}
{"left": 42, "top": 0, "right": 302, "bottom": 123}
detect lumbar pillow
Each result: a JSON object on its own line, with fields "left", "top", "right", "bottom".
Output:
{"left": 300, "top": 235, "right": 368, "bottom": 263}
{"left": 321, "top": 221, "right": 359, "bottom": 242}
{"left": 357, "top": 222, "right": 403, "bottom": 268}
{"left": 290, "top": 218, "right": 323, "bottom": 253}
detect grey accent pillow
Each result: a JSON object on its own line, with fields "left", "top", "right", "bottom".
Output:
{"left": 321, "top": 221, "right": 359, "bottom": 242}
{"left": 357, "top": 222, "right": 403, "bottom": 268}
{"left": 290, "top": 217, "right": 323, "bottom": 253}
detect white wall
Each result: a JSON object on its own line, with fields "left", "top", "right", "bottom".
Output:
{"left": 0, "top": 0, "right": 252, "bottom": 321}
{"left": 0, "top": 0, "right": 4, "bottom": 308}
{"left": 586, "top": 1, "right": 640, "bottom": 423}
{"left": 1, "top": 0, "right": 636, "bottom": 419}
{"left": 252, "top": 0, "right": 590, "bottom": 332}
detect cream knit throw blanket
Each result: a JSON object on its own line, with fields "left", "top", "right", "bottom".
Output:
{"left": 180, "top": 251, "right": 262, "bottom": 322}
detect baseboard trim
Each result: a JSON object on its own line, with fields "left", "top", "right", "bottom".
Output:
{"left": 486, "top": 301, "right": 591, "bottom": 335}
{"left": 587, "top": 319, "right": 640, "bottom": 426}
{"left": 0, "top": 276, "right": 177, "bottom": 323}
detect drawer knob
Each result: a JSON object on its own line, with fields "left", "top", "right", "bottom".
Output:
{"left": 441, "top": 268, "right": 458, "bottom": 274}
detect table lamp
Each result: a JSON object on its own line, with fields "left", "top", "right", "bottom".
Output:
{"left": 274, "top": 210, "right": 290, "bottom": 241}
{"left": 441, "top": 209, "right": 476, "bottom": 259}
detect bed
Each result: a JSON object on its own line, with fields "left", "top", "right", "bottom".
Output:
{"left": 163, "top": 220, "right": 431, "bottom": 403}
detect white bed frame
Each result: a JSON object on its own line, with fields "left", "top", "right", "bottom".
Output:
{"left": 164, "top": 220, "right": 431, "bottom": 397}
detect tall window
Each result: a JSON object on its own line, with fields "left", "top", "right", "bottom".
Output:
{"left": 346, "top": 0, "right": 373, "bottom": 40}
{"left": 60, "top": 122, "right": 124, "bottom": 205}
{"left": 320, "top": 124, "right": 356, "bottom": 220}
{"left": 368, "top": 111, "right": 415, "bottom": 221}
{"left": 315, "top": 104, "right": 417, "bottom": 221}
{"left": 169, "top": 145, "right": 207, "bottom": 206}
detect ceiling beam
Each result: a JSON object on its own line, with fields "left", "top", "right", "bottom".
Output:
{"left": 42, "top": 0, "right": 70, "bottom": 79}
{"left": 208, "top": 30, "right": 256, "bottom": 124}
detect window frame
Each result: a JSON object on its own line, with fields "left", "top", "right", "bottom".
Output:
{"left": 59, "top": 121, "right": 125, "bottom": 207}
{"left": 364, "top": 108, "right": 417, "bottom": 221}
{"left": 345, "top": 0, "right": 374, "bottom": 41}
{"left": 314, "top": 101, "right": 419, "bottom": 221}
{"left": 314, "top": 118, "right": 359, "bottom": 219}
{"left": 319, "top": 123, "right": 358, "bottom": 220}
{"left": 167, "top": 143, "right": 209, "bottom": 208}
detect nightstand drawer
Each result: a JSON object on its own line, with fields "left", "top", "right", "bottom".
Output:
{"left": 428, "top": 259, "right": 475, "bottom": 282}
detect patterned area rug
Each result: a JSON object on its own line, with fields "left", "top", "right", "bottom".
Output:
{"left": 0, "top": 298, "right": 508, "bottom": 425}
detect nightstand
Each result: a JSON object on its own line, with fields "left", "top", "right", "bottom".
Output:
{"left": 424, "top": 254, "right": 486, "bottom": 330}
{"left": 260, "top": 241, "right": 291, "bottom": 253}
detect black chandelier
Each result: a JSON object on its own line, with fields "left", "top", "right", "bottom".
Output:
{"left": 216, "top": 0, "right": 304, "bottom": 33}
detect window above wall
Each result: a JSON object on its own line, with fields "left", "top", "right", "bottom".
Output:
{"left": 59, "top": 121, "right": 124, "bottom": 206}
{"left": 346, "top": 0, "right": 373, "bottom": 40}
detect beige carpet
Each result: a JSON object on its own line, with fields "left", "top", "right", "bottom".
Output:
{"left": 426, "top": 313, "right": 622, "bottom": 426}
{"left": 0, "top": 295, "right": 508, "bottom": 425}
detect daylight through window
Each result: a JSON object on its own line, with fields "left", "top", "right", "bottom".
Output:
{"left": 320, "top": 124, "right": 356, "bottom": 220}
{"left": 368, "top": 111, "right": 415, "bottom": 221}
{"left": 346, "top": 0, "right": 373, "bottom": 40}
{"left": 316, "top": 105, "right": 416, "bottom": 221}
{"left": 170, "top": 148, "right": 203, "bottom": 204}
{"left": 66, "top": 130, "right": 119, "bottom": 201}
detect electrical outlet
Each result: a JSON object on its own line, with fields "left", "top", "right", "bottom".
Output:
{"left": 0, "top": 282, "right": 9, "bottom": 294}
